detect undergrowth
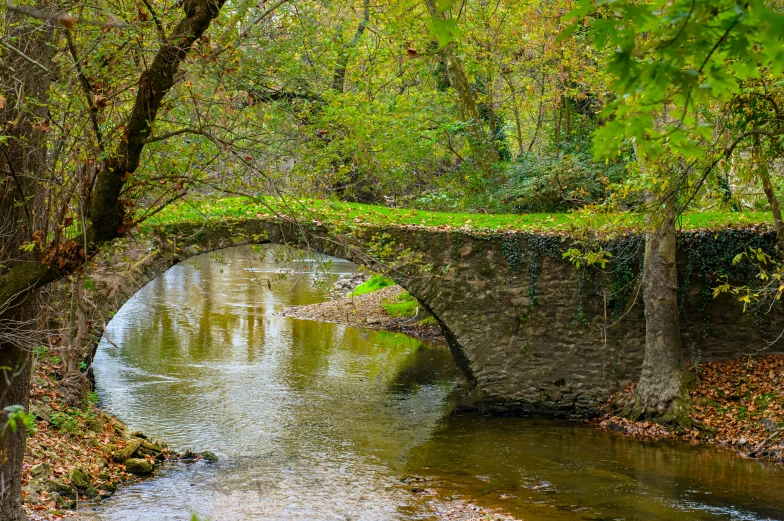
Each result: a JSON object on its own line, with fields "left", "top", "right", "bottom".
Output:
{"left": 382, "top": 292, "right": 420, "bottom": 318}
{"left": 349, "top": 275, "right": 395, "bottom": 296}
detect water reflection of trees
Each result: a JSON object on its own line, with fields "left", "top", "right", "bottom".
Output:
{"left": 405, "top": 415, "right": 784, "bottom": 520}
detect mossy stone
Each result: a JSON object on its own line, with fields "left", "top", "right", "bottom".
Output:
{"left": 124, "top": 458, "right": 153, "bottom": 475}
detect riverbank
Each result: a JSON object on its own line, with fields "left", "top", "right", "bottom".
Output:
{"left": 22, "top": 357, "right": 179, "bottom": 520}
{"left": 281, "top": 278, "right": 784, "bottom": 465}
{"left": 278, "top": 283, "right": 444, "bottom": 339}
{"left": 597, "top": 355, "right": 784, "bottom": 462}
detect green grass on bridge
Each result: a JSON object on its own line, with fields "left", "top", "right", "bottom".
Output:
{"left": 147, "top": 196, "right": 772, "bottom": 236}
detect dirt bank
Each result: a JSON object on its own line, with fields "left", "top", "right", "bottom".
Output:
{"left": 597, "top": 355, "right": 784, "bottom": 462}
{"left": 21, "top": 358, "right": 183, "bottom": 520}
{"left": 278, "top": 284, "right": 444, "bottom": 339}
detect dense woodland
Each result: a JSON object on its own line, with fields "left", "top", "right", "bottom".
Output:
{"left": 2, "top": 0, "right": 784, "bottom": 519}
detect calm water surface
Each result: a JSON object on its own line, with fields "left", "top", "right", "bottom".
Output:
{"left": 90, "top": 246, "right": 784, "bottom": 521}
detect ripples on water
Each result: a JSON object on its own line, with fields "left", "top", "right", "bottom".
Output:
{"left": 90, "top": 246, "right": 784, "bottom": 521}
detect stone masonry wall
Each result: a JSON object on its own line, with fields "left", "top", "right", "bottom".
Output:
{"left": 81, "top": 219, "right": 784, "bottom": 419}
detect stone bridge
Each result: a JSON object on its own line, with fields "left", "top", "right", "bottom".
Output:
{"left": 82, "top": 216, "right": 784, "bottom": 418}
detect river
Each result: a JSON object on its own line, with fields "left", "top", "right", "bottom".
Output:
{"left": 89, "top": 245, "right": 784, "bottom": 521}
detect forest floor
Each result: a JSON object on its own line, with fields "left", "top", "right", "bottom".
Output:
{"left": 278, "top": 283, "right": 444, "bottom": 339}
{"left": 597, "top": 355, "right": 784, "bottom": 462}
{"left": 21, "top": 358, "right": 182, "bottom": 521}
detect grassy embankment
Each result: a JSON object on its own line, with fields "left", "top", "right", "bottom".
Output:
{"left": 147, "top": 195, "right": 773, "bottom": 234}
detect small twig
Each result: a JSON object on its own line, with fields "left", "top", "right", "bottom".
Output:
{"left": 0, "top": 39, "right": 49, "bottom": 71}
{"left": 140, "top": 0, "right": 166, "bottom": 42}
{"left": 745, "top": 429, "right": 783, "bottom": 458}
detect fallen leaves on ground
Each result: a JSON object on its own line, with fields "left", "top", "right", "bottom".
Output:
{"left": 22, "top": 361, "right": 166, "bottom": 520}
{"left": 597, "top": 355, "right": 784, "bottom": 461}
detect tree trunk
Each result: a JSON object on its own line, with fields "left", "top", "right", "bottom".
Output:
{"left": 0, "top": 301, "right": 35, "bottom": 521}
{"left": 633, "top": 194, "right": 692, "bottom": 426}
{"left": 501, "top": 72, "right": 524, "bottom": 156}
{"left": 0, "top": 3, "right": 57, "bottom": 517}
{"left": 332, "top": 0, "right": 370, "bottom": 93}
{"left": 0, "top": 2, "right": 228, "bottom": 515}
{"left": 758, "top": 164, "right": 784, "bottom": 251}
{"left": 90, "top": 0, "right": 228, "bottom": 244}
{"left": 424, "top": 0, "right": 498, "bottom": 173}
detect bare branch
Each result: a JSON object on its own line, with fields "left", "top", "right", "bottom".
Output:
{"left": 64, "top": 29, "right": 105, "bottom": 153}
{"left": 4, "top": 2, "right": 127, "bottom": 28}
{"left": 0, "top": 39, "right": 48, "bottom": 72}
{"left": 238, "top": 0, "right": 290, "bottom": 39}
{"left": 139, "top": 127, "right": 206, "bottom": 144}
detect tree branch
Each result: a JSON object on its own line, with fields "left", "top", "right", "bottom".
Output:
{"left": 0, "top": 39, "right": 48, "bottom": 72}
{"left": 249, "top": 89, "right": 323, "bottom": 104}
{"left": 90, "top": 0, "right": 228, "bottom": 244}
{"left": 4, "top": 1, "right": 127, "bottom": 28}
{"left": 64, "top": 29, "right": 105, "bottom": 153}
{"left": 140, "top": 0, "right": 167, "bottom": 42}
{"left": 140, "top": 127, "right": 206, "bottom": 144}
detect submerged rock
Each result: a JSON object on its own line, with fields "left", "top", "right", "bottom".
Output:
{"left": 201, "top": 451, "right": 219, "bottom": 462}
{"left": 124, "top": 458, "right": 154, "bottom": 475}
{"left": 181, "top": 449, "right": 198, "bottom": 461}
{"left": 139, "top": 440, "right": 164, "bottom": 460}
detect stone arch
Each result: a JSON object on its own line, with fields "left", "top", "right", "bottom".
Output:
{"left": 78, "top": 218, "right": 784, "bottom": 418}
{"left": 82, "top": 219, "right": 471, "bottom": 390}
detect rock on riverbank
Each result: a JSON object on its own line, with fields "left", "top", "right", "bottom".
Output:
{"left": 22, "top": 359, "right": 177, "bottom": 520}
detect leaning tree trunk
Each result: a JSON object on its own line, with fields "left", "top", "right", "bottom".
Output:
{"left": 633, "top": 195, "right": 692, "bottom": 427}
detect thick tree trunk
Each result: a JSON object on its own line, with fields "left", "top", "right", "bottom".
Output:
{"left": 0, "top": 3, "right": 56, "bottom": 518}
{"left": 633, "top": 195, "right": 692, "bottom": 426}
{"left": 0, "top": 301, "right": 35, "bottom": 521}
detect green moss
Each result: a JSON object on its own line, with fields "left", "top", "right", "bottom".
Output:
{"left": 144, "top": 195, "right": 774, "bottom": 236}
{"left": 382, "top": 292, "right": 420, "bottom": 318}
{"left": 418, "top": 316, "right": 438, "bottom": 326}
{"left": 348, "top": 274, "right": 395, "bottom": 296}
